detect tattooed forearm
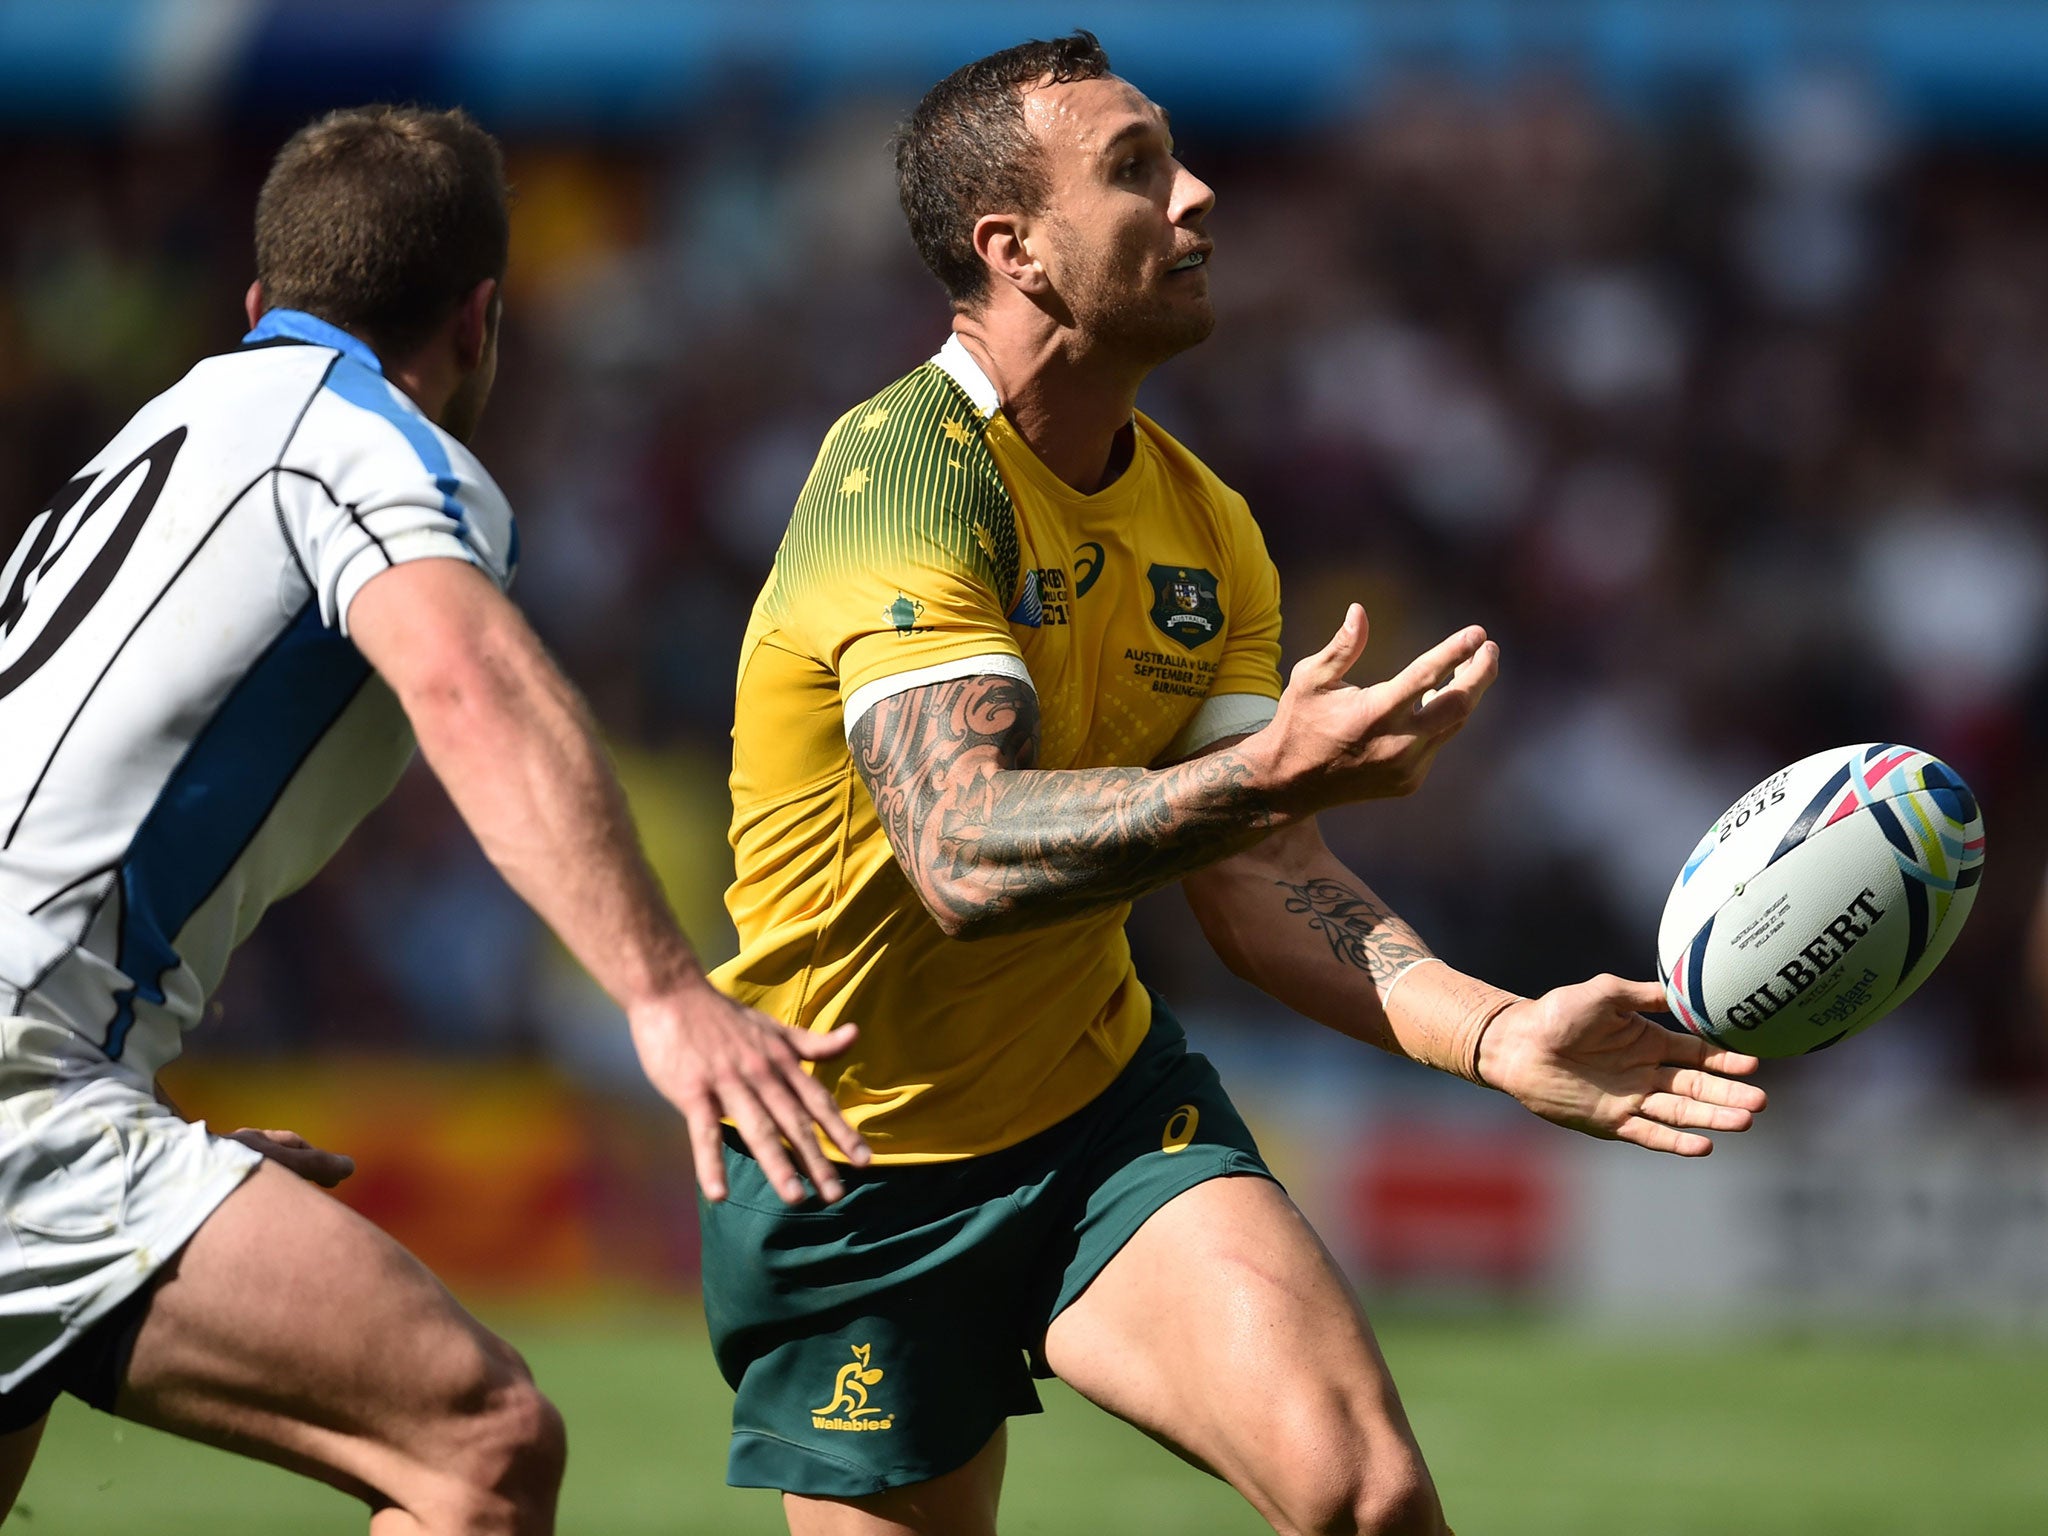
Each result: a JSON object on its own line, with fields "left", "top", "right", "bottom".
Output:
{"left": 1276, "top": 876, "right": 1437, "bottom": 986}
{"left": 849, "top": 674, "right": 1280, "bottom": 938}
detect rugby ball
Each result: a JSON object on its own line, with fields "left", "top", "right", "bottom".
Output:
{"left": 1657, "top": 743, "right": 1984, "bottom": 1056}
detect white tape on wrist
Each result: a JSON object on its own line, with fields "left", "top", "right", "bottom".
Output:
{"left": 1379, "top": 956, "right": 1445, "bottom": 1011}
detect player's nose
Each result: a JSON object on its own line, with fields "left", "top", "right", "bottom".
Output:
{"left": 1173, "top": 162, "right": 1216, "bottom": 224}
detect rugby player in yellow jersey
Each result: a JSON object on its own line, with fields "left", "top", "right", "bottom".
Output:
{"left": 702, "top": 32, "right": 1768, "bottom": 1536}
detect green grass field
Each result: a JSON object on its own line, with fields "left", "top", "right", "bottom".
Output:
{"left": 13, "top": 1308, "right": 2048, "bottom": 1534}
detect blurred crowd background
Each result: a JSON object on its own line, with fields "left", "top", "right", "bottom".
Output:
{"left": 4, "top": 1, "right": 2047, "bottom": 1309}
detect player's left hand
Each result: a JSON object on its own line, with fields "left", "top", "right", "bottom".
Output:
{"left": 1475, "top": 975, "right": 1767, "bottom": 1156}
{"left": 227, "top": 1128, "right": 356, "bottom": 1188}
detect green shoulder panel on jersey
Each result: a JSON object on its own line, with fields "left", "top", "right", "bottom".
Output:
{"left": 766, "top": 363, "right": 1019, "bottom": 619}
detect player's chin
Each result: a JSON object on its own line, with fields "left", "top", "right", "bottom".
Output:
{"left": 1139, "top": 296, "right": 1217, "bottom": 356}
{"left": 1158, "top": 268, "right": 1213, "bottom": 307}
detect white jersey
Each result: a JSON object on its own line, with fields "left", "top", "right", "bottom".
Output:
{"left": 0, "top": 309, "right": 516, "bottom": 1080}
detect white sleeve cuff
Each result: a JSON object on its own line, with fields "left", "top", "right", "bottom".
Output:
{"left": 1163, "top": 692, "right": 1279, "bottom": 761}
{"left": 331, "top": 530, "right": 483, "bottom": 635}
{"left": 842, "top": 653, "right": 1033, "bottom": 737}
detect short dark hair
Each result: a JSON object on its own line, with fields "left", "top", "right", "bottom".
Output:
{"left": 894, "top": 31, "right": 1113, "bottom": 307}
{"left": 254, "top": 104, "right": 510, "bottom": 359}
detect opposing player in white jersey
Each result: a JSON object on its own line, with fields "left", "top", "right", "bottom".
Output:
{"left": 0, "top": 105, "right": 868, "bottom": 1532}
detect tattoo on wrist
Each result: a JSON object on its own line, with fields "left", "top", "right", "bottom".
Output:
{"left": 849, "top": 674, "right": 1273, "bottom": 935}
{"left": 1277, "top": 876, "right": 1436, "bottom": 987}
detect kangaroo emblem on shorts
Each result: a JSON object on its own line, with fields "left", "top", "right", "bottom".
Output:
{"left": 811, "top": 1342, "right": 894, "bottom": 1431}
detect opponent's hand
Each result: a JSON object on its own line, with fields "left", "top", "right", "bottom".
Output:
{"left": 227, "top": 1128, "right": 356, "bottom": 1188}
{"left": 1254, "top": 605, "right": 1498, "bottom": 813}
{"left": 629, "top": 984, "right": 870, "bottom": 1206}
{"left": 1475, "top": 975, "right": 1767, "bottom": 1156}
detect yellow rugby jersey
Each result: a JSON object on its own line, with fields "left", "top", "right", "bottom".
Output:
{"left": 713, "top": 338, "right": 1283, "bottom": 1162}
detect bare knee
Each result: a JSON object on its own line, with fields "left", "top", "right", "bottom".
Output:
{"left": 1268, "top": 1438, "right": 1444, "bottom": 1536}
{"left": 419, "top": 1340, "right": 566, "bottom": 1534}
{"left": 478, "top": 1369, "right": 567, "bottom": 1516}
{"left": 1348, "top": 1465, "right": 1444, "bottom": 1536}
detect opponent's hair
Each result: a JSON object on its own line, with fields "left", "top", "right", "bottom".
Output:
{"left": 894, "top": 30, "right": 1113, "bottom": 307}
{"left": 254, "top": 104, "right": 509, "bottom": 359}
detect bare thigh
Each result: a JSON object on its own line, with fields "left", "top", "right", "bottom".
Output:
{"left": 116, "top": 1159, "right": 563, "bottom": 1535}
{"left": 780, "top": 1425, "right": 1005, "bottom": 1536}
{"left": 0, "top": 1416, "right": 45, "bottom": 1516}
{"left": 1042, "top": 1176, "right": 1446, "bottom": 1536}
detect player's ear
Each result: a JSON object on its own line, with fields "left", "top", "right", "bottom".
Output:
{"left": 244, "top": 281, "right": 265, "bottom": 329}
{"left": 972, "top": 212, "right": 1049, "bottom": 298}
{"left": 453, "top": 278, "right": 497, "bottom": 371}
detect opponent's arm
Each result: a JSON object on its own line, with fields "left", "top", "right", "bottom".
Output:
{"left": 347, "top": 558, "right": 867, "bottom": 1204}
{"left": 153, "top": 1081, "right": 355, "bottom": 1187}
{"left": 1183, "top": 818, "right": 1769, "bottom": 1156}
{"left": 850, "top": 604, "right": 1499, "bottom": 940}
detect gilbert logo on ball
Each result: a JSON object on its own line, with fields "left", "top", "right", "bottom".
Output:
{"left": 1657, "top": 744, "right": 1984, "bottom": 1057}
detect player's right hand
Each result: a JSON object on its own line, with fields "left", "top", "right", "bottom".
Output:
{"left": 1475, "top": 974, "right": 1767, "bottom": 1156}
{"left": 1254, "top": 604, "right": 1497, "bottom": 811}
{"left": 628, "top": 986, "right": 871, "bottom": 1206}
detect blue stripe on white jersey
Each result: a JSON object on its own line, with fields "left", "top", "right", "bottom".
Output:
{"left": 245, "top": 308, "right": 468, "bottom": 529}
{"left": 104, "top": 604, "right": 371, "bottom": 1059}
{"left": 324, "top": 363, "right": 468, "bottom": 525}
{"left": 0, "top": 314, "right": 518, "bottom": 1076}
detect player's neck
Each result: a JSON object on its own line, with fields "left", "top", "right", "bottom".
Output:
{"left": 952, "top": 318, "right": 1144, "bottom": 495}
{"left": 383, "top": 350, "right": 459, "bottom": 430}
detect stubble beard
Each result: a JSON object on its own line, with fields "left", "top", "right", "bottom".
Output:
{"left": 1089, "top": 287, "right": 1215, "bottom": 368}
{"left": 1056, "top": 223, "right": 1216, "bottom": 369}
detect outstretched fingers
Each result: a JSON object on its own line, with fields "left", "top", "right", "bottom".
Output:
{"left": 1599, "top": 976, "right": 1671, "bottom": 1016}
{"left": 780, "top": 1021, "right": 871, "bottom": 1165}
{"left": 1388, "top": 624, "right": 1488, "bottom": 708}
{"left": 682, "top": 1089, "right": 730, "bottom": 1203}
{"left": 1292, "top": 603, "right": 1371, "bottom": 690}
{"left": 641, "top": 999, "right": 870, "bottom": 1203}
{"left": 705, "top": 1018, "right": 870, "bottom": 1203}
{"left": 1409, "top": 636, "right": 1499, "bottom": 733}
{"left": 1635, "top": 1092, "right": 1755, "bottom": 1134}
{"left": 746, "top": 1070, "right": 847, "bottom": 1203}
{"left": 723, "top": 1089, "right": 813, "bottom": 1206}
{"left": 1658, "top": 1022, "right": 1765, "bottom": 1079}
{"left": 1615, "top": 1117, "right": 1716, "bottom": 1158}
{"left": 1657, "top": 1064, "right": 1768, "bottom": 1113}
{"left": 787, "top": 1020, "right": 861, "bottom": 1062}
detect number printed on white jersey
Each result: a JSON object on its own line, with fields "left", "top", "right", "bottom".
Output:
{"left": 0, "top": 310, "right": 517, "bottom": 1077}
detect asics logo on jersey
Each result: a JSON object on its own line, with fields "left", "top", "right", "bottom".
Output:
{"left": 1073, "top": 540, "right": 1105, "bottom": 598}
{"left": 1162, "top": 1103, "right": 1200, "bottom": 1153}
{"left": 811, "top": 1342, "right": 895, "bottom": 1431}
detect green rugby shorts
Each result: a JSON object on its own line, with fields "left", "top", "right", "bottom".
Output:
{"left": 697, "top": 1000, "right": 1275, "bottom": 1497}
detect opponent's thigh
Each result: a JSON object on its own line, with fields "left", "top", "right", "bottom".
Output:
{"left": 1042, "top": 1176, "right": 1445, "bottom": 1536}
{"left": 780, "top": 1424, "right": 1005, "bottom": 1536}
{"left": 118, "top": 1160, "right": 563, "bottom": 1535}
{"left": 0, "top": 1415, "right": 46, "bottom": 1517}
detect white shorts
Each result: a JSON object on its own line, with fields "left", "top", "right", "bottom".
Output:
{"left": 0, "top": 1015, "right": 260, "bottom": 1391}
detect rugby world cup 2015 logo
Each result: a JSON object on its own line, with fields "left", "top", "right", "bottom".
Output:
{"left": 1147, "top": 564, "right": 1223, "bottom": 649}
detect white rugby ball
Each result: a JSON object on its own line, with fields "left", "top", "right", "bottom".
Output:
{"left": 1657, "top": 743, "right": 1984, "bottom": 1057}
